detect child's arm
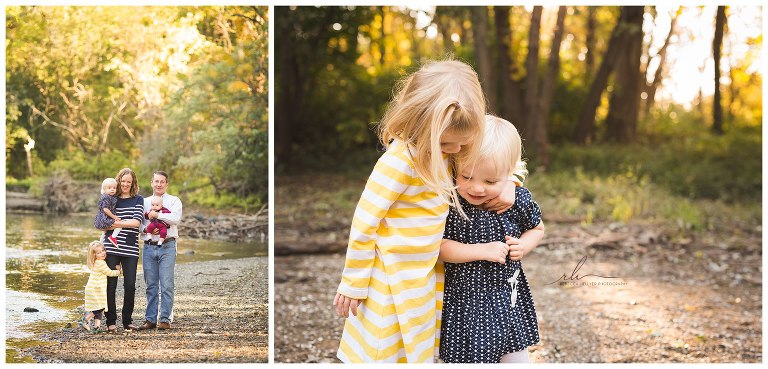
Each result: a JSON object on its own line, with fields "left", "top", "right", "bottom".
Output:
{"left": 334, "top": 149, "right": 411, "bottom": 317}
{"left": 506, "top": 222, "right": 545, "bottom": 261}
{"left": 103, "top": 208, "right": 120, "bottom": 221}
{"left": 95, "top": 260, "right": 121, "bottom": 277}
{"left": 439, "top": 239, "right": 510, "bottom": 264}
{"left": 103, "top": 218, "right": 141, "bottom": 230}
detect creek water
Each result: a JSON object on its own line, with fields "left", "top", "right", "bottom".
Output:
{"left": 5, "top": 212, "right": 267, "bottom": 363}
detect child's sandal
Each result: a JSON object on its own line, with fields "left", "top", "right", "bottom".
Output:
{"left": 79, "top": 316, "right": 92, "bottom": 332}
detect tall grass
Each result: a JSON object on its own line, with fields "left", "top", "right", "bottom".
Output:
{"left": 528, "top": 114, "right": 761, "bottom": 229}
{"left": 544, "top": 118, "right": 760, "bottom": 203}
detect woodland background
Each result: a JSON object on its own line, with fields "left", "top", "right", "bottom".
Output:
{"left": 6, "top": 6, "right": 268, "bottom": 211}
{"left": 274, "top": 6, "right": 762, "bottom": 363}
{"left": 276, "top": 5, "right": 761, "bottom": 207}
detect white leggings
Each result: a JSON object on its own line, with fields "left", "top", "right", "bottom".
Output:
{"left": 500, "top": 349, "right": 530, "bottom": 363}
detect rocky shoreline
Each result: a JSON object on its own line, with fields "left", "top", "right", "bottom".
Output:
{"left": 26, "top": 257, "right": 268, "bottom": 363}
{"left": 6, "top": 192, "right": 269, "bottom": 243}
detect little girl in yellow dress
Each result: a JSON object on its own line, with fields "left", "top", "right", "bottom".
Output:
{"left": 82, "top": 241, "right": 121, "bottom": 332}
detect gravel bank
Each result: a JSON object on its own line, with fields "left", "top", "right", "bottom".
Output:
{"left": 28, "top": 257, "right": 268, "bottom": 363}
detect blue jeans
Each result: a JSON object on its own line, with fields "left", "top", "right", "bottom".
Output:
{"left": 143, "top": 240, "right": 176, "bottom": 324}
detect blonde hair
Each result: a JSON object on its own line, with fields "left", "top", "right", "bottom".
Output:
{"left": 377, "top": 60, "right": 486, "bottom": 215}
{"left": 459, "top": 115, "right": 528, "bottom": 183}
{"left": 151, "top": 195, "right": 163, "bottom": 206}
{"left": 101, "top": 178, "right": 117, "bottom": 195}
{"left": 86, "top": 241, "right": 104, "bottom": 271}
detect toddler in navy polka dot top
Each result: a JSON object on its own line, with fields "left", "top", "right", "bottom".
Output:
{"left": 438, "top": 115, "right": 546, "bottom": 363}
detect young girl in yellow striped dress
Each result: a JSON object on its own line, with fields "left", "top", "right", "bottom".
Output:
{"left": 333, "top": 60, "right": 491, "bottom": 363}
{"left": 82, "top": 241, "right": 121, "bottom": 332}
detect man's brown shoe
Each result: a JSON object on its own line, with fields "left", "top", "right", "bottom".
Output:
{"left": 138, "top": 320, "right": 156, "bottom": 330}
{"left": 157, "top": 322, "right": 171, "bottom": 330}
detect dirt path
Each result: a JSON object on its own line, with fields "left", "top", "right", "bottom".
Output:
{"left": 27, "top": 257, "right": 269, "bottom": 363}
{"left": 274, "top": 222, "right": 762, "bottom": 363}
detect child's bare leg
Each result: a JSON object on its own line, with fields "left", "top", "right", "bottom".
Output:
{"left": 93, "top": 319, "right": 101, "bottom": 328}
{"left": 85, "top": 312, "right": 94, "bottom": 322}
{"left": 500, "top": 349, "right": 530, "bottom": 363}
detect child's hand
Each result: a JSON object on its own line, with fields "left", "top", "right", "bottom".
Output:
{"left": 116, "top": 264, "right": 122, "bottom": 271}
{"left": 333, "top": 292, "right": 360, "bottom": 318}
{"left": 506, "top": 235, "right": 526, "bottom": 261}
{"left": 480, "top": 183, "right": 516, "bottom": 214}
{"left": 482, "top": 241, "right": 510, "bottom": 264}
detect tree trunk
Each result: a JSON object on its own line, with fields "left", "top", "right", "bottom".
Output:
{"left": 26, "top": 148, "right": 34, "bottom": 177}
{"left": 495, "top": 6, "right": 523, "bottom": 127}
{"left": 472, "top": 6, "right": 497, "bottom": 113}
{"left": 524, "top": 6, "right": 542, "bottom": 144}
{"left": 712, "top": 6, "right": 726, "bottom": 134}
{"left": 727, "top": 64, "right": 737, "bottom": 123}
{"left": 585, "top": 6, "right": 597, "bottom": 78}
{"left": 605, "top": 6, "right": 645, "bottom": 143}
{"left": 275, "top": 7, "right": 299, "bottom": 171}
{"left": 574, "top": 7, "right": 628, "bottom": 144}
{"left": 643, "top": 8, "right": 679, "bottom": 116}
{"left": 535, "top": 6, "right": 566, "bottom": 169}
{"left": 435, "top": 7, "right": 454, "bottom": 54}
{"left": 375, "top": 6, "right": 386, "bottom": 66}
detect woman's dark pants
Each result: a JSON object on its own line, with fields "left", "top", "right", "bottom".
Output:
{"left": 105, "top": 254, "right": 138, "bottom": 328}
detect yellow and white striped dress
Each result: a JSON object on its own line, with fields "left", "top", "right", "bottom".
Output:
{"left": 84, "top": 259, "right": 121, "bottom": 312}
{"left": 337, "top": 139, "right": 449, "bottom": 363}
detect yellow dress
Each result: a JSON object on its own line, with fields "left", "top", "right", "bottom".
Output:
{"left": 84, "top": 259, "right": 120, "bottom": 312}
{"left": 337, "top": 140, "right": 449, "bottom": 363}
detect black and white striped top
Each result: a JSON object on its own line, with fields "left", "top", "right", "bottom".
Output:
{"left": 103, "top": 195, "right": 144, "bottom": 258}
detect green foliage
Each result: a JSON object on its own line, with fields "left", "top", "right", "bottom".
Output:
{"left": 184, "top": 185, "right": 263, "bottom": 212}
{"left": 5, "top": 6, "right": 187, "bottom": 175}
{"left": 546, "top": 113, "right": 761, "bottom": 202}
{"left": 5, "top": 176, "right": 47, "bottom": 193}
{"left": 142, "top": 6, "right": 268, "bottom": 202}
{"left": 7, "top": 6, "right": 268, "bottom": 210}
{"left": 527, "top": 168, "right": 758, "bottom": 230}
{"left": 293, "top": 64, "right": 398, "bottom": 169}
{"left": 276, "top": 6, "right": 381, "bottom": 171}
{"left": 7, "top": 176, "right": 50, "bottom": 198}
{"left": 46, "top": 150, "right": 134, "bottom": 181}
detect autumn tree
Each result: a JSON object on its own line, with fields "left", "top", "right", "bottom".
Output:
{"left": 574, "top": 6, "right": 644, "bottom": 144}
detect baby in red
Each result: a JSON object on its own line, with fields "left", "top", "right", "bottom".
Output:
{"left": 145, "top": 196, "right": 172, "bottom": 244}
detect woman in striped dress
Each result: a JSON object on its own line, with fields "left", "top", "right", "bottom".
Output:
{"left": 82, "top": 241, "right": 121, "bottom": 332}
{"left": 98, "top": 167, "right": 144, "bottom": 333}
{"left": 333, "top": 60, "right": 487, "bottom": 363}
